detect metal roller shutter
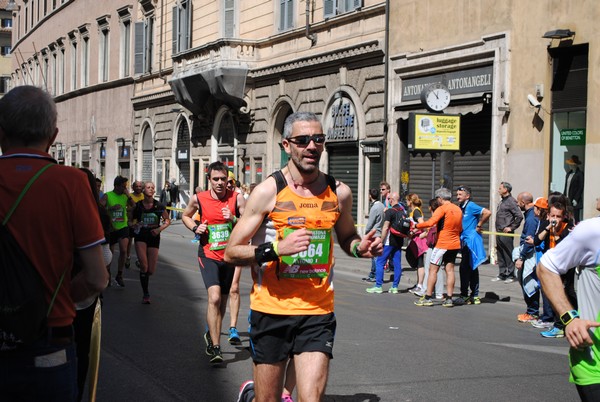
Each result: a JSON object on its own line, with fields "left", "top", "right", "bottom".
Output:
{"left": 328, "top": 144, "right": 359, "bottom": 221}
{"left": 407, "top": 152, "right": 441, "bottom": 215}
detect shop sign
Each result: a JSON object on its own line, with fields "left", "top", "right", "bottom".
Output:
{"left": 408, "top": 113, "right": 461, "bottom": 151}
{"left": 177, "top": 147, "right": 189, "bottom": 161}
{"left": 560, "top": 128, "right": 585, "bottom": 146}
{"left": 402, "top": 66, "right": 493, "bottom": 102}
{"left": 325, "top": 98, "right": 357, "bottom": 142}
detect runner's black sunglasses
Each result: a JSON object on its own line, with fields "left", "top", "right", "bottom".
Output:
{"left": 287, "top": 134, "right": 326, "bottom": 146}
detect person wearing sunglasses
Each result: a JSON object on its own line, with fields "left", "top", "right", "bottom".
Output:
{"left": 225, "top": 111, "right": 382, "bottom": 402}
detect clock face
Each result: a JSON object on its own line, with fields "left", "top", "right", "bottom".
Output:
{"left": 421, "top": 83, "right": 451, "bottom": 112}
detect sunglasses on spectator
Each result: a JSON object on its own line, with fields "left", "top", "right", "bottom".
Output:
{"left": 287, "top": 134, "right": 326, "bottom": 146}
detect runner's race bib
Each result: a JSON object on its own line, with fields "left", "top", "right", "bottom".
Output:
{"left": 280, "top": 228, "right": 331, "bottom": 278}
{"left": 208, "top": 223, "right": 232, "bottom": 250}
{"left": 110, "top": 207, "right": 124, "bottom": 222}
{"left": 141, "top": 212, "right": 159, "bottom": 227}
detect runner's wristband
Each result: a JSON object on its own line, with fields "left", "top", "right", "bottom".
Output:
{"left": 255, "top": 242, "right": 279, "bottom": 265}
{"left": 351, "top": 242, "right": 363, "bottom": 258}
{"left": 272, "top": 241, "right": 279, "bottom": 256}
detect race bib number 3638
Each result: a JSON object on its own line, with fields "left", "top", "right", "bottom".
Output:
{"left": 281, "top": 228, "right": 331, "bottom": 278}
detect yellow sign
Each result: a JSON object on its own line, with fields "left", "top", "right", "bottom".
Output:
{"left": 411, "top": 114, "right": 461, "bottom": 151}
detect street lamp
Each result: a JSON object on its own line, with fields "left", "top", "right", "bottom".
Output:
{"left": 6, "top": 0, "right": 19, "bottom": 12}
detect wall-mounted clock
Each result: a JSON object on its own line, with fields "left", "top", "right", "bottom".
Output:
{"left": 421, "top": 83, "right": 451, "bottom": 112}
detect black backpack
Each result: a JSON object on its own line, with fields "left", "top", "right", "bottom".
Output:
{"left": 388, "top": 206, "right": 412, "bottom": 238}
{"left": 0, "top": 164, "right": 66, "bottom": 349}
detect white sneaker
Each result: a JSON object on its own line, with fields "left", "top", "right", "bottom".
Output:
{"left": 491, "top": 276, "right": 504, "bottom": 282}
{"left": 435, "top": 294, "right": 444, "bottom": 300}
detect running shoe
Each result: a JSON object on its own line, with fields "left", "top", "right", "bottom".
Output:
{"left": 414, "top": 297, "right": 433, "bottom": 307}
{"left": 229, "top": 327, "right": 241, "bottom": 345}
{"left": 114, "top": 275, "right": 125, "bottom": 287}
{"left": 388, "top": 287, "right": 399, "bottom": 294}
{"left": 142, "top": 294, "right": 151, "bottom": 304}
{"left": 504, "top": 277, "right": 516, "bottom": 284}
{"left": 281, "top": 394, "right": 294, "bottom": 402}
{"left": 435, "top": 294, "right": 444, "bottom": 300}
{"left": 210, "top": 346, "right": 223, "bottom": 363}
{"left": 452, "top": 295, "right": 469, "bottom": 306}
{"left": 491, "top": 276, "right": 505, "bottom": 282}
{"left": 125, "top": 257, "right": 131, "bottom": 269}
{"left": 517, "top": 313, "right": 538, "bottom": 323}
{"left": 204, "top": 331, "right": 214, "bottom": 356}
{"left": 366, "top": 286, "right": 383, "bottom": 294}
{"left": 135, "top": 259, "right": 141, "bottom": 268}
{"left": 468, "top": 296, "right": 481, "bottom": 305}
{"left": 406, "top": 284, "right": 417, "bottom": 292}
{"left": 442, "top": 298, "right": 454, "bottom": 308}
{"left": 540, "top": 327, "right": 564, "bottom": 338}
{"left": 531, "top": 319, "right": 554, "bottom": 329}
{"left": 413, "top": 288, "right": 425, "bottom": 297}
{"left": 237, "top": 381, "right": 255, "bottom": 402}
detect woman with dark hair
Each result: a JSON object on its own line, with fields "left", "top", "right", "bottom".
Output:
{"left": 132, "top": 182, "right": 171, "bottom": 304}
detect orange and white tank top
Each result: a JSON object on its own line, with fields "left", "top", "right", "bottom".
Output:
{"left": 250, "top": 171, "right": 340, "bottom": 315}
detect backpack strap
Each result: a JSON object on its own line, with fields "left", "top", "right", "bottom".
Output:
{"left": 271, "top": 170, "right": 337, "bottom": 195}
{"left": 325, "top": 174, "right": 337, "bottom": 195}
{"left": 271, "top": 170, "right": 288, "bottom": 194}
{"left": 2, "top": 163, "right": 54, "bottom": 226}
{"left": 0, "top": 163, "right": 65, "bottom": 317}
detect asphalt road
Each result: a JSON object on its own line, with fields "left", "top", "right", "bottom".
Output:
{"left": 90, "top": 222, "right": 580, "bottom": 402}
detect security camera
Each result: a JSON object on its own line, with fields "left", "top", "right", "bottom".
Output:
{"left": 527, "top": 94, "right": 541, "bottom": 108}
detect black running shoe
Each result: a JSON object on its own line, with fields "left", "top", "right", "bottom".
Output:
{"left": 204, "top": 331, "right": 214, "bottom": 356}
{"left": 210, "top": 346, "right": 223, "bottom": 363}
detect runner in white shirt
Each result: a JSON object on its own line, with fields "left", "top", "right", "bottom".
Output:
{"left": 537, "top": 216, "right": 600, "bottom": 401}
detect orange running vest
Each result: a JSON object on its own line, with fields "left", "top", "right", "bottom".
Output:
{"left": 250, "top": 171, "right": 340, "bottom": 315}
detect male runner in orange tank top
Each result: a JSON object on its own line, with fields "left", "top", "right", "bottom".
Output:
{"left": 225, "top": 112, "right": 382, "bottom": 402}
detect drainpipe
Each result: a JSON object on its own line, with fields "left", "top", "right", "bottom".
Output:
{"left": 305, "top": 0, "right": 317, "bottom": 46}
{"left": 158, "top": 0, "right": 165, "bottom": 82}
{"left": 382, "top": 0, "right": 390, "bottom": 180}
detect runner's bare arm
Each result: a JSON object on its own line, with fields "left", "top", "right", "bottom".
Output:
{"left": 236, "top": 192, "right": 246, "bottom": 217}
{"left": 224, "top": 178, "right": 277, "bottom": 266}
{"left": 181, "top": 194, "right": 199, "bottom": 231}
{"left": 334, "top": 181, "right": 382, "bottom": 258}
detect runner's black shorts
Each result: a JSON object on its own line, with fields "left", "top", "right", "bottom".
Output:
{"left": 198, "top": 257, "right": 235, "bottom": 294}
{"left": 109, "top": 227, "right": 129, "bottom": 245}
{"left": 134, "top": 229, "right": 161, "bottom": 248}
{"left": 248, "top": 310, "right": 336, "bottom": 364}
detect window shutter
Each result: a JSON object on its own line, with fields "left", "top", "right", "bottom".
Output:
{"left": 279, "top": 0, "right": 286, "bottom": 31}
{"left": 185, "top": 0, "right": 192, "bottom": 50}
{"left": 145, "top": 19, "right": 153, "bottom": 72}
{"left": 324, "top": 0, "right": 335, "bottom": 17}
{"left": 172, "top": 5, "right": 179, "bottom": 54}
{"left": 134, "top": 21, "right": 144, "bottom": 74}
{"left": 285, "top": 0, "right": 293, "bottom": 30}
{"left": 224, "top": 0, "right": 234, "bottom": 37}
